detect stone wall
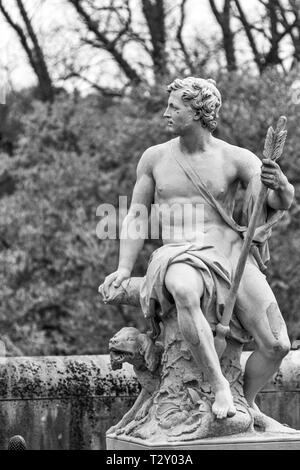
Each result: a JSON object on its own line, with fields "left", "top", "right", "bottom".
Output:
{"left": 0, "top": 352, "right": 299, "bottom": 450}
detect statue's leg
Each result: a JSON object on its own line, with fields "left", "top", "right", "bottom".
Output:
{"left": 236, "top": 262, "right": 291, "bottom": 409}
{"left": 165, "top": 263, "right": 236, "bottom": 420}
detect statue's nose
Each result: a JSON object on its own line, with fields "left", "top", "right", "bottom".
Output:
{"left": 163, "top": 107, "right": 171, "bottom": 118}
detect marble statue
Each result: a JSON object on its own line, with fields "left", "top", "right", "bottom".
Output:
{"left": 99, "top": 77, "right": 298, "bottom": 446}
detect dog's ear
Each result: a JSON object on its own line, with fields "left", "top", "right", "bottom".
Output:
{"left": 137, "top": 334, "right": 161, "bottom": 372}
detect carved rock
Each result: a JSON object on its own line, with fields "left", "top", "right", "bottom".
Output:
{"left": 104, "top": 279, "right": 298, "bottom": 444}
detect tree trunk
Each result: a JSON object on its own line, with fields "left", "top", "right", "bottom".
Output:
{"left": 15, "top": 0, "right": 54, "bottom": 102}
{"left": 209, "top": 0, "right": 237, "bottom": 72}
{"left": 288, "top": 0, "right": 300, "bottom": 65}
{"left": 68, "top": 0, "right": 142, "bottom": 85}
{"left": 0, "top": 0, "right": 54, "bottom": 102}
{"left": 264, "top": 0, "right": 282, "bottom": 67}
{"left": 141, "top": 0, "right": 167, "bottom": 80}
{"left": 234, "top": 0, "right": 263, "bottom": 73}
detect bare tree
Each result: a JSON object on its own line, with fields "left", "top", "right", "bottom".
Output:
{"left": 233, "top": 0, "right": 264, "bottom": 71}
{"left": 208, "top": 0, "right": 237, "bottom": 71}
{"left": 66, "top": 0, "right": 177, "bottom": 87}
{"left": 67, "top": 0, "right": 142, "bottom": 85}
{"left": 62, "top": 68, "right": 125, "bottom": 97}
{"left": 276, "top": 0, "right": 300, "bottom": 66}
{"left": 261, "top": 0, "right": 289, "bottom": 67}
{"left": 176, "top": 0, "right": 196, "bottom": 73}
{"left": 233, "top": 0, "right": 298, "bottom": 72}
{"left": 141, "top": 0, "right": 167, "bottom": 79}
{"left": 0, "top": 0, "right": 54, "bottom": 102}
{"left": 175, "top": 0, "right": 224, "bottom": 75}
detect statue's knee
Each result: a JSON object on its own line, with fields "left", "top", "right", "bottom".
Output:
{"left": 277, "top": 339, "right": 291, "bottom": 358}
{"left": 262, "top": 338, "right": 291, "bottom": 360}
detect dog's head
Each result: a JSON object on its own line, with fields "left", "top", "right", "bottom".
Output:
{"left": 109, "top": 327, "right": 163, "bottom": 372}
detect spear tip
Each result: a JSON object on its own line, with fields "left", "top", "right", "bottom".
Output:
{"left": 276, "top": 116, "right": 287, "bottom": 132}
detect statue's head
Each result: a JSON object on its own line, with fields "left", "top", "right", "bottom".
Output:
{"left": 164, "top": 77, "right": 222, "bottom": 135}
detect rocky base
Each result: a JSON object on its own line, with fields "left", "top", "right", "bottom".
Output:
{"left": 109, "top": 309, "right": 255, "bottom": 441}
{"left": 104, "top": 280, "right": 299, "bottom": 444}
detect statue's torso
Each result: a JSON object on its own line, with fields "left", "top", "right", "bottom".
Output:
{"left": 152, "top": 138, "right": 243, "bottom": 262}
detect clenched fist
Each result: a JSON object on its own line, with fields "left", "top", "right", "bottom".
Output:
{"left": 261, "top": 159, "right": 288, "bottom": 191}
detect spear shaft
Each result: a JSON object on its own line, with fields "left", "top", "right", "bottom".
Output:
{"left": 214, "top": 116, "right": 288, "bottom": 358}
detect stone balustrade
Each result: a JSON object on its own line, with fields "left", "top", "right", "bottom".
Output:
{"left": 0, "top": 352, "right": 299, "bottom": 450}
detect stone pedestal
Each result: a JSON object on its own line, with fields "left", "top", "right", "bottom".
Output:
{"left": 107, "top": 432, "right": 300, "bottom": 450}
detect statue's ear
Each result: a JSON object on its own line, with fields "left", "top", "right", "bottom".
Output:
{"left": 137, "top": 334, "right": 158, "bottom": 372}
{"left": 193, "top": 110, "right": 202, "bottom": 121}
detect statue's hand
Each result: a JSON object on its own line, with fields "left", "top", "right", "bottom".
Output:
{"left": 99, "top": 268, "right": 131, "bottom": 303}
{"left": 261, "top": 158, "right": 288, "bottom": 191}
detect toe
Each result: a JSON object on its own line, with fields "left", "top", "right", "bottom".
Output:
{"left": 227, "top": 407, "right": 236, "bottom": 418}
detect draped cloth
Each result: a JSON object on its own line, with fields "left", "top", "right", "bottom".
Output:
{"left": 139, "top": 145, "right": 284, "bottom": 344}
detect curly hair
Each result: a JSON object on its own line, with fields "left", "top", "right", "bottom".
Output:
{"left": 167, "top": 77, "right": 222, "bottom": 132}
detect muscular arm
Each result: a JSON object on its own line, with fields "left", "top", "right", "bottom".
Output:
{"left": 100, "top": 148, "right": 156, "bottom": 298}
{"left": 235, "top": 148, "right": 294, "bottom": 211}
{"left": 118, "top": 149, "right": 155, "bottom": 273}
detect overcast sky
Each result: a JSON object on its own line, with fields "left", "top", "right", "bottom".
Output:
{"left": 0, "top": 0, "right": 259, "bottom": 92}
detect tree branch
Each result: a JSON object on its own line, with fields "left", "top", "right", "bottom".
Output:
{"left": 68, "top": 0, "right": 142, "bottom": 84}
{"left": 0, "top": 1, "right": 36, "bottom": 73}
{"left": 208, "top": 0, "right": 222, "bottom": 25}
{"left": 234, "top": 0, "right": 263, "bottom": 71}
{"left": 15, "top": 0, "right": 53, "bottom": 101}
{"left": 176, "top": 0, "right": 195, "bottom": 73}
{"left": 0, "top": 0, "right": 54, "bottom": 101}
{"left": 208, "top": 0, "right": 237, "bottom": 71}
{"left": 63, "top": 70, "right": 125, "bottom": 97}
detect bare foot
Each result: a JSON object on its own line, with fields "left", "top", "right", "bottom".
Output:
{"left": 212, "top": 383, "right": 236, "bottom": 420}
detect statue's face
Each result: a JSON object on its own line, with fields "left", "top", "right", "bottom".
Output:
{"left": 163, "top": 90, "right": 196, "bottom": 135}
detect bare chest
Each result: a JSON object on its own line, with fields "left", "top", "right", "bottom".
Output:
{"left": 153, "top": 154, "right": 236, "bottom": 202}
